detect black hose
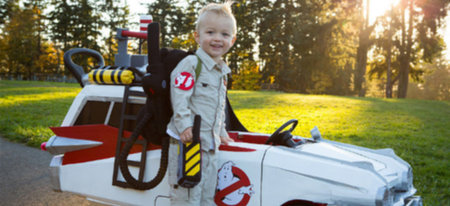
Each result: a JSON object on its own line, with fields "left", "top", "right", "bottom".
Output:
{"left": 117, "top": 22, "right": 170, "bottom": 190}
{"left": 118, "top": 110, "right": 169, "bottom": 190}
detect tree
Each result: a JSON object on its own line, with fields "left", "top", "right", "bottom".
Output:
{"left": 258, "top": 0, "right": 296, "bottom": 92}
{"left": 369, "top": 0, "right": 449, "bottom": 98}
{"left": 146, "top": 0, "right": 181, "bottom": 48}
{"left": 407, "top": 59, "right": 449, "bottom": 100}
{"left": 72, "top": 0, "right": 102, "bottom": 50}
{"left": 24, "top": 0, "right": 48, "bottom": 75}
{"left": 228, "top": 1, "right": 257, "bottom": 73}
{"left": 99, "top": 0, "right": 129, "bottom": 65}
{"left": 34, "top": 41, "right": 60, "bottom": 77}
{"left": 166, "top": 0, "right": 202, "bottom": 51}
{"left": 354, "top": 0, "right": 375, "bottom": 97}
{"left": 258, "top": 0, "right": 357, "bottom": 94}
{"left": 48, "top": 0, "right": 107, "bottom": 74}
{"left": 2, "top": 2, "right": 45, "bottom": 80}
{"left": 49, "top": 0, "right": 103, "bottom": 51}
{"left": 0, "top": 31, "right": 8, "bottom": 76}
{"left": 396, "top": 0, "right": 414, "bottom": 98}
{"left": 0, "top": 0, "right": 19, "bottom": 26}
{"left": 231, "top": 59, "right": 261, "bottom": 90}
{"left": 48, "top": 0, "right": 75, "bottom": 51}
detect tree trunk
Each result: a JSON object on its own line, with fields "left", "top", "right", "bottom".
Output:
{"left": 385, "top": 5, "right": 394, "bottom": 98}
{"left": 398, "top": 0, "right": 413, "bottom": 98}
{"left": 386, "top": 45, "right": 393, "bottom": 98}
{"left": 356, "top": 42, "right": 368, "bottom": 97}
{"left": 355, "top": 0, "right": 370, "bottom": 97}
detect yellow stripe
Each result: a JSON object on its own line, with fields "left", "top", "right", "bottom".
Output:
{"left": 185, "top": 153, "right": 200, "bottom": 173}
{"left": 103, "top": 70, "right": 112, "bottom": 84}
{"left": 95, "top": 69, "right": 102, "bottom": 83}
{"left": 187, "top": 163, "right": 200, "bottom": 176}
{"left": 114, "top": 69, "right": 120, "bottom": 83}
{"left": 88, "top": 71, "right": 94, "bottom": 83}
{"left": 186, "top": 144, "right": 200, "bottom": 160}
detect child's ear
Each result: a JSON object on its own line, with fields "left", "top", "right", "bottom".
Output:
{"left": 194, "top": 32, "right": 200, "bottom": 43}
{"left": 231, "top": 36, "right": 236, "bottom": 46}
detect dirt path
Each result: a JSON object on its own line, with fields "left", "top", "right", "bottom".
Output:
{"left": 0, "top": 137, "right": 98, "bottom": 206}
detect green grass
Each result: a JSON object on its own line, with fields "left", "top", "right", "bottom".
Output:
{"left": 1, "top": 80, "right": 449, "bottom": 205}
{"left": 0, "top": 80, "right": 81, "bottom": 147}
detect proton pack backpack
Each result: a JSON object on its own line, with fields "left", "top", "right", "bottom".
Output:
{"left": 119, "top": 22, "right": 247, "bottom": 190}
{"left": 139, "top": 47, "right": 194, "bottom": 145}
{"left": 139, "top": 22, "right": 246, "bottom": 146}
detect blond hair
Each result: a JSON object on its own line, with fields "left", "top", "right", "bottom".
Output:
{"left": 196, "top": 1, "right": 237, "bottom": 35}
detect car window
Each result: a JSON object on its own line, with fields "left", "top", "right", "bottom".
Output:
{"left": 108, "top": 102, "right": 143, "bottom": 131}
{"left": 74, "top": 101, "right": 110, "bottom": 125}
{"left": 74, "top": 100, "right": 144, "bottom": 132}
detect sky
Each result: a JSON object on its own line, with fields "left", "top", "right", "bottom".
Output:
{"left": 125, "top": 0, "right": 450, "bottom": 61}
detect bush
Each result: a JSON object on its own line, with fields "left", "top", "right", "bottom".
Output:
{"left": 231, "top": 60, "right": 262, "bottom": 90}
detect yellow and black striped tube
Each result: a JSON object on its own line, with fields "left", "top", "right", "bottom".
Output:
{"left": 183, "top": 142, "right": 201, "bottom": 177}
{"left": 88, "top": 68, "right": 134, "bottom": 85}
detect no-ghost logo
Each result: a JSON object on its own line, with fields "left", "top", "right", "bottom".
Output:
{"left": 215, "top": 161, "right": 254, "bottom": 206}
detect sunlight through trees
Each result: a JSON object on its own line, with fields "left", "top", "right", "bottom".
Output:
{"left": 0, "top": 0, "right": 448, "bottom": 100}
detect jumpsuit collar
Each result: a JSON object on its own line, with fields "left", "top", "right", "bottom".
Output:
{"left": 196, "top": 48, "right": 231, "bottom": 75}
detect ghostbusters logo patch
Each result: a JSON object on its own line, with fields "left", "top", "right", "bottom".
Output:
{"left": 174, "top": 72, "right": 194, "bottom": 90}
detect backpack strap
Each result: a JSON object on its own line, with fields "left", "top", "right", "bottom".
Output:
{"left": 195, "top": 55, "right": 202, "bottom": 81}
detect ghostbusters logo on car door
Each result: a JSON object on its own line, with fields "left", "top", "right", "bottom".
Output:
{"left": 215, "top": 161, "right": 254, "bottom": 206}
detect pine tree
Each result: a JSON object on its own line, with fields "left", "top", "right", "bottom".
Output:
{"left": 258, "top": 0, "right": 357, "bottom": 94}
{"left": 146, "top": 0, "right": 180, "bottom": 47}
{"left": 48, "top": 0, "right": 74, "bottom": 51}
{"left": 99, "top": 0, "right": 129, "bottom": 65}
{"left": 3, "top": 3, "right": 40, "bottom": 79}
{"left": 228, "top": 0, "right": 257, "bottom": 74}
{"left": 0, "top": 0, "right": 19, "bottom": 26}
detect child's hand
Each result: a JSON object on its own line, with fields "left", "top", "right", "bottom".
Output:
{"left": 220, "top": 136, "right": 234, "bottom": 145}
{"left": 180, "top": 127, "right": 193, "bottom": 143}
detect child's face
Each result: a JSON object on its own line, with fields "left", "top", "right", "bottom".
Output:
{"left": 195, "top": 12, "right": 236, "bottom": 63}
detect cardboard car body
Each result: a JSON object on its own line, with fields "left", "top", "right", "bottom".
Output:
{"left": 44, "top": 83, "right": 422, "bottom": 206}
{"left": 43, "top": 21, "right": 422, "bottom": 206}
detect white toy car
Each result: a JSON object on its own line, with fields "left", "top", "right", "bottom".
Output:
{"left": 42, "top": 22, "right": 422, "bottom": 206}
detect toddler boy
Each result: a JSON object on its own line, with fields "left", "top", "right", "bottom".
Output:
{"left": 166, "top": 1, "right": 236, "bottom": 205}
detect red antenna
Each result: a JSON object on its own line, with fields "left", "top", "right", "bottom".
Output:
{"left": 140, "top": 15, "right": 153, "bottom": 33}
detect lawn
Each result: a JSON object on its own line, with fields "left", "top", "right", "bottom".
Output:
{"left": 1, "top": 80, "right": 449, "bottom": 205}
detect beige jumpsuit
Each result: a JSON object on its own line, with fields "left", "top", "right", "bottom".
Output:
{"left": 166, "top": 48, "right": 230, "bottom": 206}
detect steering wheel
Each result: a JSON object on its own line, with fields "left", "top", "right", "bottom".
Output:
{"left": 265, "top": 119, "right": 298, "bottom": 146}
